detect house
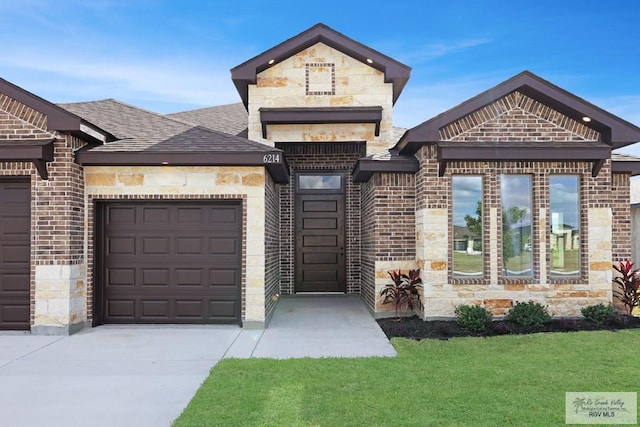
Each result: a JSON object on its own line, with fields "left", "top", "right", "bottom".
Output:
{"left": 1, "top": 23, "right": 640, "bottom": 333}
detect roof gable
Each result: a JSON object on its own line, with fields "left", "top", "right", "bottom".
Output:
{"left": 440, "top": 91, "right": 600, "bottom": 142}
{"left": 231, "top": 23, "right": 411, "bottom": 108}
{"left": 396, "top": 71, "right": 640, "bottom": 154}
{"left": 0, "top": 78, "right": 111, "bottom": 143}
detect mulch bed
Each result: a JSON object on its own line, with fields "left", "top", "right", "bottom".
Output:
{"left": 377, "top": 315, "right": 640, "bottom": 340}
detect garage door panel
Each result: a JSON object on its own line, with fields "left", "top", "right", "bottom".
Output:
{"left": 142, "top": 237, "right": 170, "bottom": 255}
{"left": 0, "top": 181, "right": 30, "bottom": 330}
{"left": 176, "top": 269, "right": 203, "bottom": 287}
{"left": 210, "top": 269, "right": 238, "bottom": 286}
{"left": 101, "top": 202, "right": 241, "bottom": 324}
{"left": 106, "top": 206, "right": 136, "bottom": 225}
{"left": 177, "top": 207, "right": 204, "bottom": 224}
{"left": 107, "top": 237, "right": 135, "bottom": 255}
{"left": 211, "top": 207, "right": 239, "bottom": 223}
{"left": 1, "top": 216, "right": 30, "bottom": 235}
{"left": 142, "top": 207, "right": 170, "bottom": 224}
{"left": 175, "top": 300, "right": 204, "bottom": 319}
{"left": 106, "top": 268, "right": 135, "bottom": 287}
{"left": 210, "top": 238, "right": 239, "bottom": 255}
{"left": 141, "top": 300, "right": 170, "bottom": 319}
{"left": 1, "top": 243, "right": 29, "bottom": 264}
{"left": 1, "top": 273, "right": 30, "bottom": 292}
{"left": 1, "top": 304, "right": 30, "bottom": 325}
{"left": 141, "top": 269, "right": 170, "bottom": 287}
{"left": 106, "top": 299, "right": 135, "bottom": 319}
{"left": 176, "top": 237, "right": 204, "bottom": 254}
{"left": 209, "top": 300, "right": 238, "bottom": 321}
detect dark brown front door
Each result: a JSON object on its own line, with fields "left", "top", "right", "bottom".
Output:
{"left": 0, "top": 180, "right": 30, "bottom": 330}
{"left": 97, "top": 201, "right": 241, "bottom": 324}
{"left": 295, "top": 174, "right": 346, "bottom": 293}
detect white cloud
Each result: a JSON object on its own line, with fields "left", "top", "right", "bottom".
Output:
{"left": 397, "top": 38, "right": 492, "bottom": 64}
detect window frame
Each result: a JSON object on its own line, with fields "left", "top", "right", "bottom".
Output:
{"left": 451, "top": 175, "right": 486, "bottom": 281}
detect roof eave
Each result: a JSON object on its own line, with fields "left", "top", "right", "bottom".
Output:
{"left": 352, "top": 155, "right": 419, "bottom": 183}
{"left": 75, "top": 150, "right": 290, "bottom": 184}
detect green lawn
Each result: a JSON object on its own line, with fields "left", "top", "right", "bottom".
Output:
{"left": 174, "top": 330, "right": 640, "bottom": 426}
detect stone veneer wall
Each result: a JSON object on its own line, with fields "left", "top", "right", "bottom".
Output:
{"left": 276, "top": 142, "right": 365, "bottom": 294}
{"left": 84, "top": 166, "right": 268, "bottom": 327}
{"left": 263, "top": 172, "right": 280, "bottom": 324}
{"left": 1, "top": 95, "right": 88, "bottom": 333}
{"left": 247, "top": 42, "right": 394, "bottom": 156}
{"left": 416, "top": 142, "right": 614, "bottom": 317}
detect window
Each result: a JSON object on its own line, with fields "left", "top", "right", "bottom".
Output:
{"left": 297, "top": 174, "right": 342, "bottom": 190}
{"left": 452, "top": 176, "right": 483, "bottom": 277}
{"left": 501, "top": 175, "right": 533, "bottom": 277}
{"left": 550, "top": 175, "right": 580, "bottom": 277}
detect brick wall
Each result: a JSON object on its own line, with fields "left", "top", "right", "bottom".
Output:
{"left": 0, "top": 94, "right": 89, "bottom": 331}
{"left": 360, "top": 179, "right": 375, "bottom": 311}
{"left": 364, "top": 173, "right": 416, "bottom": 315}
{"left": 414, "top": 95, "right": 615, "bottom": 317}
{"left": 264, "top": 173, "right": 280, "bottom": 322}
{"left": 440, "top": 91, "right": 600, "bottom": 142}
{"left": 276, "top": 142, "right": 365, "bottom": 294}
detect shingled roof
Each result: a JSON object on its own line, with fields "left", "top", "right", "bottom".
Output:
{"left": 167, "top": 103, "right": 248, "bottom": 137}
{"left": 60, "top": 99, "right": 191, "bottom": 143}
{"left": 62, "top": 99, "right": 288, "bottom": 182}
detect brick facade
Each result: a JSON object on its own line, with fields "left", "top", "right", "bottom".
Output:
{"left": 360, "top": 173, "right": 416, "bottom": 313}
{"left": 264, "top": 173, "right": 280, "bottom": 322}
{"left": 414, "top": 97, "right": 616, "bottom": 318}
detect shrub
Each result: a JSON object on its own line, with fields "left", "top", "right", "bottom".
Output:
{"left": 506, "top": 301, "right": 551, "bottom": 326}
{"left": 581, "top": 303, "right": 615, "bottom": 325}
{"left": 613, "top": 260, "right": 640, "bottom": 315}
{"left": 379, "top": 269, "right": 423, "bottom": 320}
{"left": 454, "top": 304, "right": 493, "bottom": 332}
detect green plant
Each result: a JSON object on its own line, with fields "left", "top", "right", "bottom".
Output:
{"left": 581, "top": 303, "right": 615, "bottom": 325}
{"left": 379, "top": 269, "right": 423, "bottom": 320}
{"left": 454, "top": 304, "right": 492, "bottom": 332}
{"left": 613, "top": 259, "right": 640, "bottom": 315}
{"left": 506, "top": 300, "right": 551, "bottom": 326}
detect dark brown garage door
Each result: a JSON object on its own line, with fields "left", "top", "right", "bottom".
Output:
{"left": 97, "top": 202, "right": 241, "bottom": 324}
{"left": 0, "top": 180, "right": 30, "bottom": 330}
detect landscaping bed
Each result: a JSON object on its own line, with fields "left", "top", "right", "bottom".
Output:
{"left": 377, "top": 314, "right": 640, "bottom": 340}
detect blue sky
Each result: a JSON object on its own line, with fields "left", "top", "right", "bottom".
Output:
{"left": 2, "top": 0, "right": 639, "bottom": 153}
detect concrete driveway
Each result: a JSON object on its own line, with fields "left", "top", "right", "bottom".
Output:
{"left": 0, "top": 296, "right": 395, "bottom": 426}
{"left": 0, "top": 326, "right": 241, "bottom": 427}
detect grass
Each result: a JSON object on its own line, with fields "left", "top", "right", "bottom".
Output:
{"left": 173, "top": 330, "right": 640, "bottom": 426}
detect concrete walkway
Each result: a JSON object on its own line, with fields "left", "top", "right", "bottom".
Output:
{"left": 227, "top": 295, "right": 397, "bottom": 358}
{"left": 0, "top": 295, "right": 394, "bottom": 427}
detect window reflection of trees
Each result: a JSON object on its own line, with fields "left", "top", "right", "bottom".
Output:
{"left": 452, "top": 176, "right": 483, "bottom": 278}
{"left": 550, "top": 176, "right": 580, "bottom": 276}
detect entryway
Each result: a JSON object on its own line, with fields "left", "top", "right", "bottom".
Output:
{"left": 295, "top": 172, "right": 346, "bottom": 292}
